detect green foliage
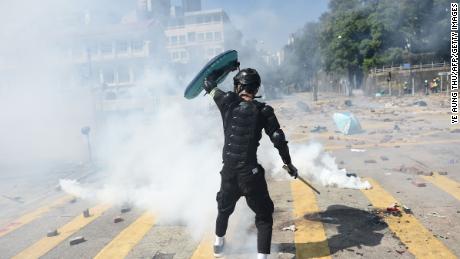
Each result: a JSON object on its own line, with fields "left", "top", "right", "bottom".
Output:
{"left": 282, "top": 0, "right": 450, "bottom": 88}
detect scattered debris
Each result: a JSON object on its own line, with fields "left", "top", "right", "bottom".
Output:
{"left": 393, "top": 124, "right": 401, "bottom": 131}
{"left": 380, "top": 135, "right": 393, "bottom": 143}
{"left": 83, "top": 209, "right": 90, "bottom": 218}
{"left": 364, "top": 159, "right": 377, "bottom": 164}
{"left": 296, "top": 101, "right": 311, "bottom": 112}
{"left": 370, "top": 108, "right": 375, "bottom": 112}
{"left": 395, "top": 249, "right": 406, "bottom": 254}
{"left": 346, "top": 173, "right": 357, "bottom": 177}
{"left": 113, "top": 216, "right": 124, "bottom": 223}
{"left": 282, "top": 225, "right": 297, "bottom": 232}
{"left": 383, "top": 118, "right": 392, "bottom": 122}
{"left": 438, "top": 171, "right": 448, "bottom": 175}
{"left": 428, "top": 212, "right": 446, "bottom": 218}
{"left": 411, "top": 181, "right": 426, "bottom": 187}
{"left": 421, "top": 171, "right": 433, "bottom": 176}
{"left": 310, "top": 125, "right": 327, "bottom": 133}
{"left": 47, "top": 230, "right": 59, "bottom": 237}
{"left": 413, "top": 100, "right": 427, "bottom": 107}
{"left": 69, "top": 197, "right": 77, "bottom": 203}
{"left": 286, "top": 199, "right": 293, "bottom": 203}
{"left": 350, "top": 148, "right": 366, "bottom": 152}
{"left": 121, "top": 207, "right": 131, "bottom": 213}
{"left": 386, "top": 204, "right": 402, "bottom": 217}
{"left": 402, "top": 205, "right": 412, "bottom": 214}
{"left": 344, "top": 100, "right": 352, "bottom": 106}
{"left": 380, "top": 156, "right": 389, "bottom": 161}
{"left": 333, "top": 112, "right": 362, "bottom": 135}
{"left": 451, "top": 129, "right": 460, "bottom": 133}
{"left": 328, "top": 136, "right": 334, "bottom": 140}
{"left": 69, "top": 236, "right": 85, "bottom": 245}
{"left": 398, "top": 165, "right": 424, "bottom": 175}
{"left": 152, "top": 251, "right": 175, "bottom": 259}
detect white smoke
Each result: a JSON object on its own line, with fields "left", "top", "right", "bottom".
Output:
{"left": 60, "top": 77, "right": 370, "bottom": 238}
{"left": 259, "top": 139, "right": 371, "bottom": 189}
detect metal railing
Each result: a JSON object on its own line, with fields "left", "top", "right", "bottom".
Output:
{"left": 372, "top": 62, "right": 449, "bottom": 74}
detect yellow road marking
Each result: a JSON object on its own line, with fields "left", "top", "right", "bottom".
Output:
{"left": 422, "top": 172, "right": 460, "bottom": 202}
{"left": 0, "top": 195, "right": 73, "bottom": 238}
{"left": 361, "top": 179, "right": 456, "bottom": 259}
{"left": 94, "top": 212, "right": 155, "bottom": 259}
{"left": 290, "top": 180, "right": 331, "bottom": 258}
{"left": 191, "top": 232, "right": 216, "bottom": 259}
{"left": 13, "top": 204, "right": 110, "bottom": 259}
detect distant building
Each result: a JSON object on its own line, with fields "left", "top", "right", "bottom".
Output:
{"left": 182, "top": 0, "right": 202, "bottom": 12}
{"left": 165, "top": 8, "right": 241, "bottom": 64}
{"left": 65, "top": 8, "right": 167, "bottom": 112}
{"left": 261, "top": 50, "right": 285, "bottom": 66}
{"left": 61, "top": 0, "right": 240, "bottom": 112}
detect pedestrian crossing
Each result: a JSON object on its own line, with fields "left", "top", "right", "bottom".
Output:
{"left": 94, "top": 212, "right": 156, "bottom": 259}
{"left": 12, "top": 204, "right": 110, "bottom": 259}
{"left": 290, "top": 180, "right": 330, "bottom": 259}
{"left": 2, "top": 174, "right": 460, "bottom": 259}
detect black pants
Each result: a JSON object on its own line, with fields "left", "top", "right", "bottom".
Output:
{"left": 215, "top": 164, "right": 274, "bottom": 254}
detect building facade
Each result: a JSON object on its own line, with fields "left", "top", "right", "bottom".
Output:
{"left": 164, "top": 8, "right": 241, "bottom": 64}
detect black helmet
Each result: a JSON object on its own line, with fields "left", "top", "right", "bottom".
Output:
{"left": 233, "top": 68, "right": 261, "bottom": 94}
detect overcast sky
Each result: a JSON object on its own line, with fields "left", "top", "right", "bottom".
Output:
{"left": 202, "top": 0, "right": 330, "bottom": 52}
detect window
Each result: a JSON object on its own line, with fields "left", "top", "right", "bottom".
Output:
{"left": 116, "top": 41, "right": 128, "bottom": 53}
{"left": 172, "top": 52, "right": 179, "bottom": 60}
{"left": 102, "top": 69, "right": 114, "bottom": 84}
{"left": 132, "top": 40, "right": 144, "bottom": 52}
{"left": 206, "top": 32, "right": 213, "bottom": 41}
{"left": 100, "top": 42, "right": 113, "bottom": 55}
{"left": 197, "top": 16, "right": 204, "bottom": 23}
{"left": 214, "top": 32, "right": 222, "bottom": 41}
{"left": 188, "top": 32, "right": 196, "bottom": 42}
{"left": 180, "top": 51, "right": 187, "bottom": 59}
{"left": 179, "top": 35, "right": 186, "bottom": 45}
{"left": 207, "top": 48, "right": 214, "bottom": 56}
{"left": 213, "top": 14, "right": 221, "bottom": 22}
{"left": 83, "top": 44, "right": 97, "bottom": 57}
{"left": 118, "top": 68, "right": 130, "bottom": 83}
{"left": 197, "top": 33, "right": 204, "bottom": 41}
{"left": 204, "top": 15, "right": 212, "bottom": 23}
{"left": 170, "top": 36, "right": 178, "bottom": 45}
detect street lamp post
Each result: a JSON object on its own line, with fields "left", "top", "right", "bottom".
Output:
{"left": 81, "top": 126, "right": 92, "bottom": 164}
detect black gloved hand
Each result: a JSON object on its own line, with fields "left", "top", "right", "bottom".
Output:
{"left": 286, "top": 163, "right": 298, "bottom": 179}
{"left": 203, "top": 77, "right": 217, "bottom": 93}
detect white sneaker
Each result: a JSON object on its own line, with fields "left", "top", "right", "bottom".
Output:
{"left": 213, "top": 237, "right": 225, "bottom": 257}
{"left": 257, "top": 253, "right": 268, "bottom": 259}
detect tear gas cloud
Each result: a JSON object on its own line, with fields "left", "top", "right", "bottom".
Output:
{"left": 0, "top": 0, "right": 95, "bottom": 171}
{"left": 0, "top": 0, "right": 370, "bottom": 238}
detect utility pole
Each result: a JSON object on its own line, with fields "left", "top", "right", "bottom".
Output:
{"left": 312, "top": 75, "right": 318, "bottom": 101}
{"left": 81, "top": 126, "right": 92, "bottom": 165}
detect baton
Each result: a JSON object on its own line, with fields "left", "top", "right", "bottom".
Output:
{"left": 283, "top": 165, "right": 321, "bottom": 195}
